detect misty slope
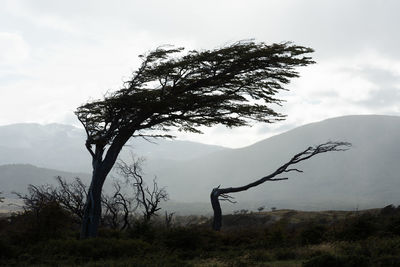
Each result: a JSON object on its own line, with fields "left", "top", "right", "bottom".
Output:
{"left": 0, "top": 164, "right": 91, "bottom": 196}
{"left": 1, "top": 115, "right": 400, "bottom": 212}
{"left": 0, "top": 123, "right": 228, "bottom": 173}
{"left": 156, "top": 115, "right": 400, "bottom": 210}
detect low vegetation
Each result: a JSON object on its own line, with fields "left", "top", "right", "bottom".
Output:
{"left": 1, "top": 200, "right": 400, "bottom": 266}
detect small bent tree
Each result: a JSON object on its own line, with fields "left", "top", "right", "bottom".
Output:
{"left": 14, "top": 177, "right": 137, "bottom": 230}
{"left": 75, "top": 40, "right": 315, "bottom": 238}
{"left": 101, "top": 180, "right": 136, "bottom": 230}
{"left": 13, "top": 179, "right": 86, "bottom": 223}
{"left": 54, "top": 176, "right": 87, "bottom": 222}
{"left": 117, "top": 157, "right": 168, "bottom": 223}
{"left": 210, "top": 141, "right": 351, "bottom": 231}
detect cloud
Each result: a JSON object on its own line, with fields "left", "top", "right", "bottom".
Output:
{"left": 0, "top": 32, "right": 30, "bottom": 66}
{"left": 1, "top": 0, "right": 400, "bottom": 147}
{"left": 348, "top": 68, "right": 400, "bottom": 115}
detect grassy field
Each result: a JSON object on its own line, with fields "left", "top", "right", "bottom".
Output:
{"left": 1, "top": 205, "right": 400, "bottom": 266}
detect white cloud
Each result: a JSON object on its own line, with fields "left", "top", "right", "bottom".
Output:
{"left": 1, "top": 0, "right": 400, "bottom": 147}
{"left": 0, "top": 32, "right": 30, "bottom": 66}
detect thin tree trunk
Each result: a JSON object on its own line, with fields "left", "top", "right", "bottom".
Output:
{"left": 80, "top": 166, "right": 105, "bottom": 238}
{"left": 210, "top": 188, "right": 222, "bottom": 231}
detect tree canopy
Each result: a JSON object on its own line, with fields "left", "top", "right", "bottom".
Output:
{"left": 76, "top": 41, "right": 314, "bottom": 150}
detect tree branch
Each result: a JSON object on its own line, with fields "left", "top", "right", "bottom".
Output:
{"left": 210, "top": 141, "right": 351, "bottom": 230}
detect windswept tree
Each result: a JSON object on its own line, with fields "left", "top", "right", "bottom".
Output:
{"left": 75, "top": 40, "right": 315, "bottom": 238}
{"left": 210, "top": 141, "right": 351, "bottom": 231}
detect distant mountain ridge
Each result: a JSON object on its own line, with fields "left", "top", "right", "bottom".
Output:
{"left": 0, "top": 122, "right": 229, "bottom": 173}
{"left": 153, "top": 115, "right": 400, "bottom": 210}
{"left": 1, "top": 115, "right": 400, "bottom": 212}
{"left": 0, "top": 164, "right": 91, "bottom": 197}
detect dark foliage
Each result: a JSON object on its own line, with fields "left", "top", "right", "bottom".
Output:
{"left": 4, "top": 201, "right": 73, "bottom": 245}
{"left": 337, "top": 213, "right": 379, "bottom": 241}
{"left": 300, "top": 224, "right": 328, "bottom": 245}
{"left": 12, "top": 176, "right": 149, "bottom": 237}
{"left": 303, "top": 254, "right": 347, "bottom": 267}
{"left": 1, "top": 205, "right": 400, "bottom": 266}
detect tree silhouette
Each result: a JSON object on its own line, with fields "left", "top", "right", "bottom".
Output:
{"left": 75, "top": 40, "right": 314, "bottom": 238}
{"left": 101, "top": 180, "right": 136, "bottom": 230}
{"left": 117, "top": 156, "right": 168, "bottom": 223}
{"left": 210, "top": 141, "right": 351, "bottom": 231}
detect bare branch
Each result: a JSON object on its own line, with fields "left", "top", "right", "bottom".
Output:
{"left": 210, "top": 141, "right": 351, "bottom": 230}
{"left": 219, "top": 193, "right": 237, "bottom": 204}
{"left": 117, "top": 155, "right": 168, "bottom": 223}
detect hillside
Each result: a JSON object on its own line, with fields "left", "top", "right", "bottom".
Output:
{"left": 154, "top": 115, "right": 400, "bottom": 211}
{"left": 0, "top": 164, "right": 91, "bottom": 197}
{"left": 1, "top": 115, "right": 400, "bottom": 213}
{"left": 0, "top": 123, "right": 229, "bottom": 173}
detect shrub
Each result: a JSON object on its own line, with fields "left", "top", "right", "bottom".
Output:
{"left": 163, "top": 227, "right": 202, "bottom": 251}
{"left": 127, "top": 221, "right": 156, "bottom": 242}
{"left": 373, "top": 255, "right": 400, "bottom": 267}
{"left": 345, "top": 254, "right": 371, "bottom": 267}
{"left": 338, "top": 214, "right": 378, "bottom": 241}
{"left": 29, "top": 238, "right": 151, "bottom": 261}
{"left": 302, "top": 253, "right": 346, "bottom": 267}
{"left": 249, "top": 249, "right": 273, "bottom": 262}
{"left": 273, "top": 248, "right": 297, "bottom": 260}
{"left": 4, "top": 201, "right": 73, "bottom": 245}
{"left": 380, "top": 205, "right": 398, "bottom": 216}
{"left": 0, "top": 238, "right": 16, "bottom": 259}
{"left": 264, "top": 225, "right": 289, "bottom": 247}
{"left": 300, "top": 224, "right": 327, "bottom": 245}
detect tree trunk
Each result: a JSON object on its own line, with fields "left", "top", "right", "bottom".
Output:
{"left": 210, "top": 188, "right": 222, "bottom": 231}
{"left": 80, "top": 133, "right": 132, "bottom": 238}
{"left": 80, "top": 164, "right": 106, "bottom": 238}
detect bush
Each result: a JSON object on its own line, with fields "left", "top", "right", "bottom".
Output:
{"left": 220, "top": 228, "right": 260, "bottom": 248}
{"left": 300, "top": 224, "right": 327, "bottom": 245}
{"left": 303, "top": 253, "right": 346, "bottom": 267}
{"left": 345, "top": 254, "right": 371, "bottom": 267}
{"left": 4, "top": 202, "right": 74, "bottom": 245}
{"left": 373, "top": 255, "right": 400, "bottom": 267}
{"left": 163, "top": 227, "right": 202, "bottom": 251}
{"left": 249, "top": 249, "right": 273, "bottom": 262}
{"left": 380, "top": 205, "right": 399, "bottom": 216}
{"left": 264, "top": 225, "right": 289, "bottom": 247}
{"left": 0, "top": 238, "right": 16, "bottom": 259}
{"left": 338, "top": 214, "right": 378, "bottom": 241}
{"left": 384, "top": 216, "right": 400, "bottom": 236}
{"left": 274, "top": 248, "right": 297, "bottom": 260}
{"left": 127, "top": 221, "right": 156, "bottom": 242}
{"left": 28, "top": 238, "right": 151, "bottom": 261}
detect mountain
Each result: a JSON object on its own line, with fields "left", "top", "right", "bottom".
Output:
{"left": 0, "top": 164, "right": 91, "bottom": 197}
{"left": 153, "top": 115, "right": 400, "bottom": 211}
{"left": 1, "top": 115, "right": 400, "bottom": 213}
{"left": 0, "top": 123, "right": 229, "bottom": 173}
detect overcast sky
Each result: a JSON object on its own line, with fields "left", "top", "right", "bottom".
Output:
{"left": 1, "top": 0, "right": 399, "bottom": 148}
